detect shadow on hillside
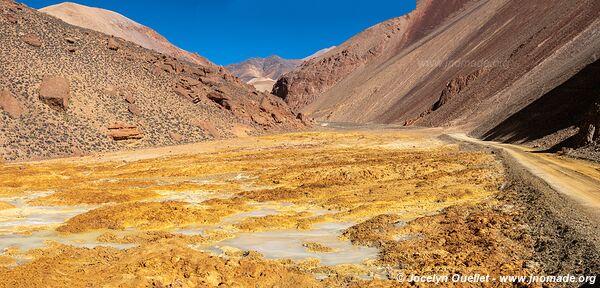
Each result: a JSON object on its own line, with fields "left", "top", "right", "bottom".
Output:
{"left": 482, "top": 58, "right": 600, "bottom": 148}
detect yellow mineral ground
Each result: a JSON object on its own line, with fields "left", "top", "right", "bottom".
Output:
{"left": 303, "top": 241, "right": 336, "bottom": 253}
{"left": 0, "top": 202, "right": 14, "bottom": 211}
{"left": 0, "top": 130, "right": 536, "bottom": 287}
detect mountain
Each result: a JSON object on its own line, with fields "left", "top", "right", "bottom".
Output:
{"left": 273, "top": 0, "right": 600, "bottom": 150}
{"left": 272, "top": 0, "right": 476, "bottom": 110}
{"left": 0, "top": 0, "right": 304, "bottom": 161}
{"left": 39, "top": 2, "right": 211, "bottom": 66}
{"left": 226, "top": 47, "right": 336, "bottom": 92}
{"left": 226, "top": 56, "right": 302, "bottom": 92}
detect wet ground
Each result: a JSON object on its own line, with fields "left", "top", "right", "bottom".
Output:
{"left": 0, "top": 128, "right": 543, "bottom": 287}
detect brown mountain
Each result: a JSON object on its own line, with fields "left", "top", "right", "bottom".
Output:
{"left": 226, "top": 47, "right": 336, "bottom": 93}
{"left": 273, "top": 0, "right": 600, "bottom": 150}
{"left": 0, "top": 0, "right": 304, "bottom": 161}
{"left": 39, "top": 2, "right": 211, "bottom": 66}
{"left": 270, "top": 0, "right": 463, "bottom": 110}
{"left": 226, "top": 56, "right": 303, "bottom": 92}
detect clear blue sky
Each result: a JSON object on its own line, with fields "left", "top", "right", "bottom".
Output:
{"left": 22, "top": 0, "right": 416, "bottom": 65}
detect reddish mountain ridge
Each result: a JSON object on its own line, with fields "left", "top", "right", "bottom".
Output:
{"left": 274, "top": 0, "right": 600, "bottom": 150}
{"left": 272, "top": 0, "right": 470, "bottom": 110}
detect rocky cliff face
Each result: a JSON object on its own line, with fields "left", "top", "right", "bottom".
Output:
{"left": 40, "top": 2, "right": 212, "bottom": 66}
{"left": 0, "top": 0, "right": 303, "bottom": 161}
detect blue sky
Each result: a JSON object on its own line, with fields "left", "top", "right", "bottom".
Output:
{"left": 23, "top": 0, "right": 416, "bottom": 65}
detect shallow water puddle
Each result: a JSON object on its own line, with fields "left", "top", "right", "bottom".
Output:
{"left": 0, "top": 192, "right": 94, "bottom": 233}
{"left": 208, "top": 222, "right": 379, "bottom": 266}
{"left": 0, "top": 230, "right": 135, "bottom": 255}
{"left": 0, "top": 191, "right": 55, "bottom": 206}
{"left": 173, "top": 206, "right": 283, "bottom": 236}
{"left": 0, "top": 205, "right": 90, "bottom": 232}
{"left": 152, "top": 190, "right": 215, "bottom": 203}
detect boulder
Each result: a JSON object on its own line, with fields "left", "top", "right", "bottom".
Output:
{"left": 39, "top": 76, "right": 70, "bottom": 109}
{"left": 107, "top": 36, "right": 119, "bottom": 51}
{"left": 21, "top": 34, "right": 41, "bottom": 47}
{"left": 272, "top": 113, "right": 283, "bottom": 123}
{"left": 121, "top": 90, "right": 135, "bottom": 104}
{"left": 221, "top": 100, "right": 234, "bottom": 111}
{"left": 156, "top": 59, "right": 182, "bottom": 74}
{"left": 207, "top": 91, "right": 230, "bottom": 104}
{"left": 577, "top": 101, "right": 600, "bottom": 146}
{"left": 4, "top": 13, "right": 17, "bottom": 24}
{"left": 190, "top": 119, "right": 219, "bottom": 138}
{"left": 296, "top": 113, "right": 312, "bottom": 125}
{"left": 0, "top": 89, "right": 25, "bottom": 118}
{"left": 179, "top": 77, "right": 201, "bottom": 87}
{"left": 251, "top": 114, "right": 272, "bottom": 127}
{"left": 199, "top": 77, "right": 219, "bottom": 87}
{"left": 173, "top": 86, "right": 189, "bottom": 98}
{"left": 586, "top": 125, "right": 596, "bottom": 144}
{"left": 127, "top": 103, "right": 141, "bottom": 116}
{"left": 107, "top": 122, "right": 143, "bottom": 140}
{"left": 169, "top": 132, "right": 183, "bottom": 142}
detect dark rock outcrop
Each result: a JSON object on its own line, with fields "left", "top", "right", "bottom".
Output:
{"left": 577, "top": 101, "right": 600, "bottom": 146}
{"left": 432, "top": 70, "right": 482, "bottom": 111}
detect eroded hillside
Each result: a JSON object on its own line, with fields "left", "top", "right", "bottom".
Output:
{"left": 273, "top": 0, "right": 600, "bottom": 152}
{"left": 0, "top": 0, "right": 305, "bottom": 161}
{"left": 272, "top": 0, "right": 470, "bottom": 111}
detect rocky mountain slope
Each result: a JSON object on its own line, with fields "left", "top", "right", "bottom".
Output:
{"left": 226, "top": 56, "right": 302, "bottom": 92}
{"left": 0, "top": 0, "right": 304, "bottom": 161}
{"left": 273, "top": 0, "right": 600, "bottom": 151}
{"left": 40, "top": 2, "right": 211, "bottom": 66}
{"left": 272, "top": 0, "right": 472, "bottom": 110}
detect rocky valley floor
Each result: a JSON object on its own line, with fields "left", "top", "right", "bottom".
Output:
{"left": 0, "top": 128, "right": 599, "bottom": 287}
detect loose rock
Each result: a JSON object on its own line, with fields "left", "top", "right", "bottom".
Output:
{"left": 107, "top": 36, "right": 119, "bottom": 51}
{"left": 107, "top": 122, "right": 143, "bottom": 140}
{"left": 0, "top": 89, "right": 25, "bottom": 118}
{"left": 39, "top": 76, "right": 70, "bottom": 109}
{"left": 21, "top": 33, "right": 42, "bottom": 47}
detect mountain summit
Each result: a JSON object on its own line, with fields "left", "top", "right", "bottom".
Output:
{"left": 226, "top": 47, "right": 336, "bottom": 92}
{"left": 226, "top": 56, "right": 302, "bottom": 92}
{"left": 40, "top": 2, "right": 211, "bottom": 66}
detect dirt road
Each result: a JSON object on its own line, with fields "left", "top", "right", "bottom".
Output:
{"left": 450, "top": 133, "right": 600, "bottom": 213}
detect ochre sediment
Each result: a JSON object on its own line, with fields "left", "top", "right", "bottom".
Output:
{"left": 0, "top": 202, "right": 14, "bottom": 211}
{"left": 0, "top": 130, "right": 536, "bottom": 287}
